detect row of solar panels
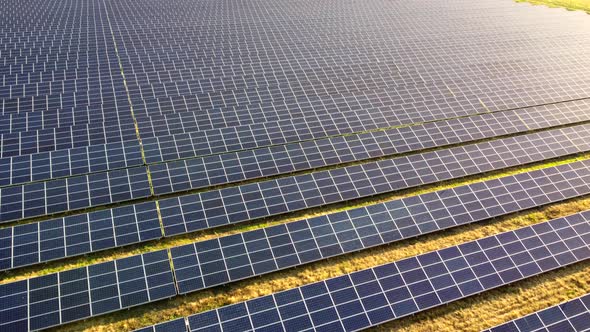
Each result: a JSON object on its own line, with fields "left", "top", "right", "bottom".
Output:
{"left": 123, "top": 64, "right": 590, "bottom": 127}
{"left": 3, "top": 1, "right": 580, "bottom": 163}
{"left": 1, "top": 49, "right": 586, "bottom": 129}
{"left": 1, "top": 98, "right": 590, "bottom": 226}
{"left": 1, "top": 87, "right": 588, "bottom": 176}
{"left": 142, "top": 293, "right": 590, "bottom": 332}
{"left": 3, "top": 203, "right": 588, "bottom": 331}
{"left": 4, "top": 113, "right": 590, "bottom": 225}
{"left": 3, "top": 119, "right": 590, "bottom": 270}
{"left": 0, "top": 19, "right": 581, "bottom": 102}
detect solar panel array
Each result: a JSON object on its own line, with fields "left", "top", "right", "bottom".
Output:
{"left": 134, "top": 213, "right": 590, "bottom": 332}
{"left": 483, "top": 293, "right": 590, "bottom": 332}
{"left": 4, "top": 140, "right": 590, "bottom": 271}
{"left": 2, "top": 0, "right": 590, "bottom": 330}
{"left": 148, "top": 101, "right": 590, "bottom": 195}
{"left": 2, "top": 161, "right": 590, "bottom": 330}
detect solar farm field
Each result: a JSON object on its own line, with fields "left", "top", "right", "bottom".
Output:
{"left": 1, "top": 0, "right": 590, "bottom": 331}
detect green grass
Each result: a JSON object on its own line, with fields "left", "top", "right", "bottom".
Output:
{"left": 517, "top": 0, "right": 590, "bottom": 12}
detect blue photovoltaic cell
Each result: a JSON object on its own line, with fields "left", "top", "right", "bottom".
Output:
{"left": 0, "top": 250, "right": 176, "bottom": 331}
{"left": 483, "top": 293, "right": 590, "bottom": 332}
{"left": 0, "top": 280, "right": 28, "bottom": 331}
{"left": 2, "top": 201, "right": 162, "bottom": 270}
{"left": 133, "top": 214, "right": 590, "bottom": 332}
{"left": 0, "top": 167, "right": 151, "bottom": 223}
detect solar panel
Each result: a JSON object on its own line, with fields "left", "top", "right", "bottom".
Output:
{"left": 0, "top": 120, "right": 138, "bottom": 159}
{"left": 0, "top": 249, "right": 176, "bottom": 331}
{"left": 0, "top": 141, "right": 143, "bottom": 187}
{"left": 483, "top": 293, "right": 590, "bottom": 332}
{"left": 1, "top": 201, "right": 162, "bottom": 270}
{"left": 0, "top": 109, "right": 136, "bottom": 136}
{"left": 135, "top": 318, "right": 188, "bottom": 332}
{"left": 136, "top": 96, "right": 482, "bottom": 164}
{"left": 141, "top": 93, "right": 590, "bottom": 165}
{"left": 157, "top": 133, "right": 590, "bottom": 235}
{"left": 0, "top": 167, "right": 151, "bottom": 223}
{"left": 2, "top": 205, "right": 588, "bottom": 331}
{"left": 5, "top": 155, "right": 590, "bottom": 272}
{"left": 133, "top": 213, "right": 590, "bottom": 332}
{"left": 133, "top": 69, "right": 590, "bottom": 143}
{"left": 149, "top": 110, "right": 590, "bottom": 195}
